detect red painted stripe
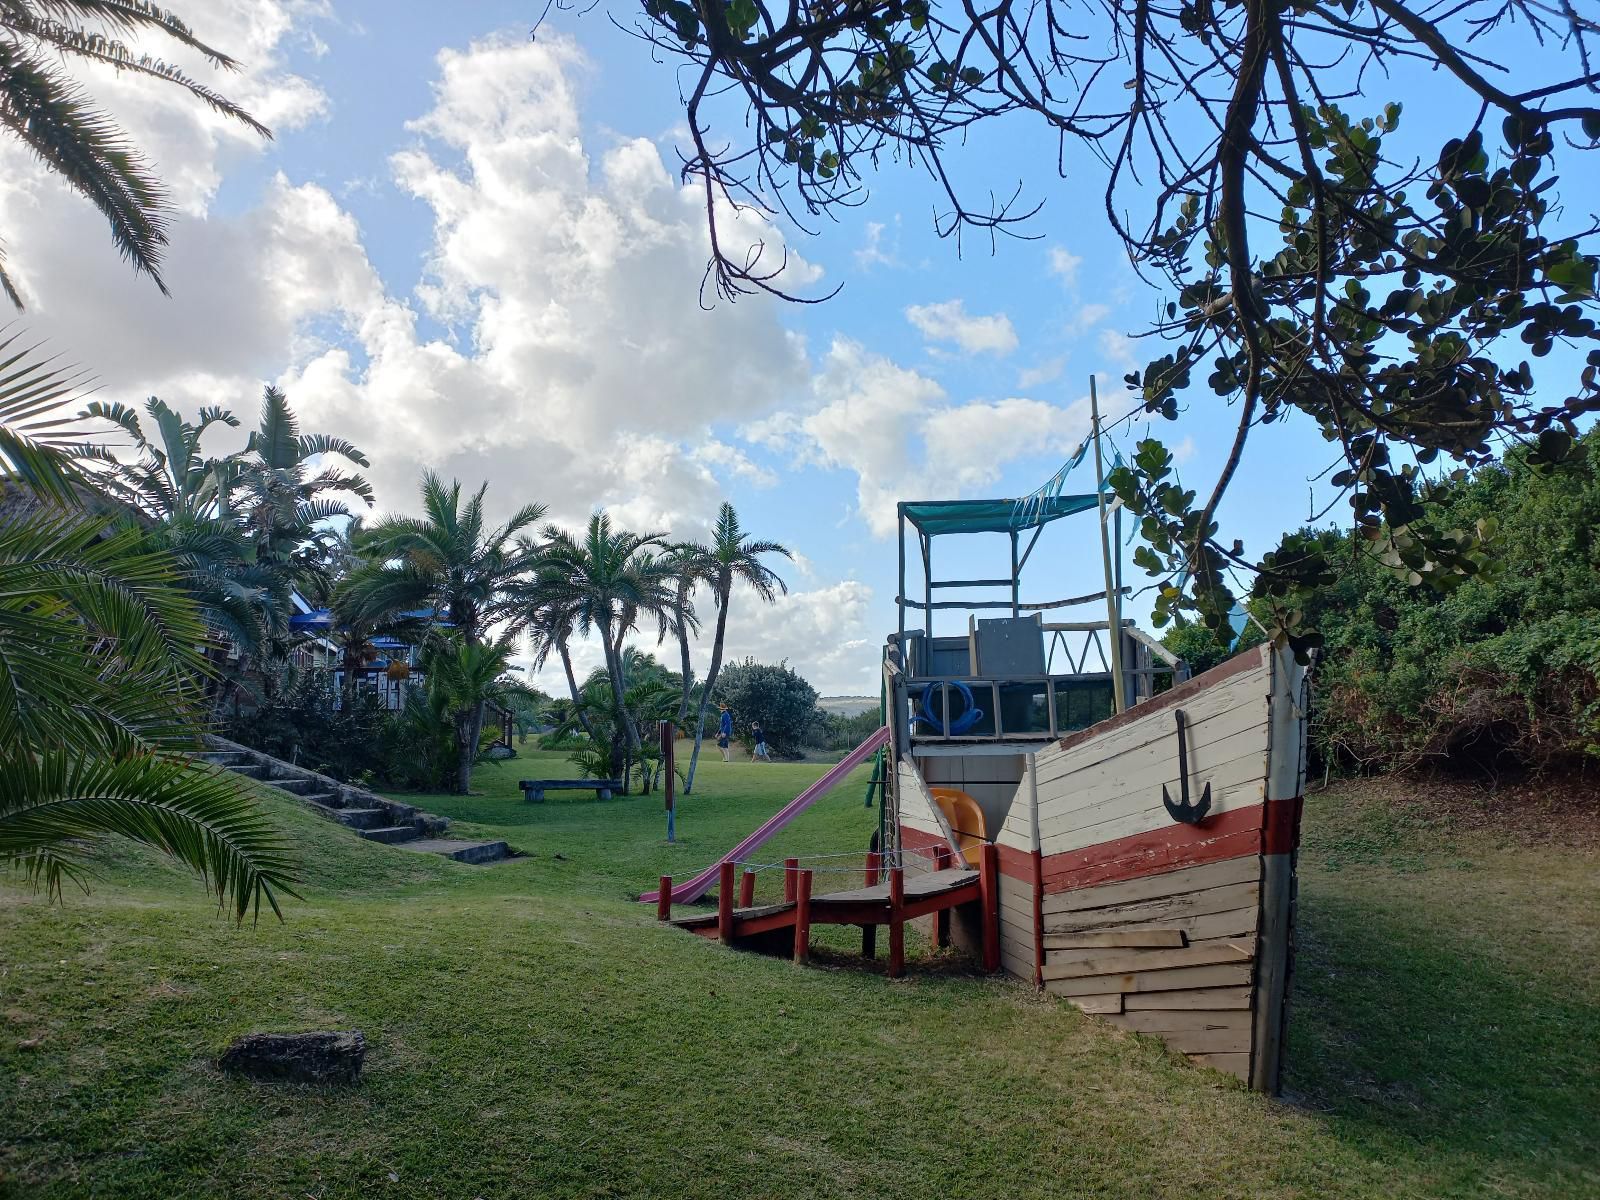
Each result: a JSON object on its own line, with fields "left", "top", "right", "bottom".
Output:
{"left": 995, "top": 842, "right": 1033, "bottom": 881}
{"left": 1263, "top": 795, "right": 1304, "bottom": 855}
{"left": 1041, "top": 803, "right": 1266, "bottom": 892}
{"left": 898, "top": 825, "right": 945, "bottom": 859}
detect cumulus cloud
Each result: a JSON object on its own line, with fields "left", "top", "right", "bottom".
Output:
{"left": 904, "top": 298, "right": 1018, "bottom": 356}
{"left": 1047, "top": 246, "right": 1082, "bottom": 286}
{"left": 745, "top": 338, "right": 1089, "bottom": 538}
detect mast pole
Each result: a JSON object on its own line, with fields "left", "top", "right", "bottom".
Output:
{"left": 1090, "top": 377, "right": 1127, "bottom": 713}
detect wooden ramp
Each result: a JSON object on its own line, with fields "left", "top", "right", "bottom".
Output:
{"left": 660, "top": 851, "right": 1000, "bottom": 978}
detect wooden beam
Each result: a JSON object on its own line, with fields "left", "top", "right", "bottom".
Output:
{"left": 738, "top": 869, "right": 756, "bottom": 909}
{"left": 1044, "top": 929, "right": 1187, "bottom": 950}
{"left": 888, "top": 867, "right": 906, "bottom": 979}
{"left": 783, "top": 858, "right": 799, "bottom": 904}
{"left": 793, "top": 869, "right": 813, "bottom": 964}
{"left": 717, "top": 861, "right": 735, "bottom": 946}
{"left": 656, "top": 875, "right": 672, "bottom": 922}
{"left": 1041, "top": 939, "right": 1254, "bottom": 983}
{"left": 980, "top": 843, "right": 1001, "bottom": 972}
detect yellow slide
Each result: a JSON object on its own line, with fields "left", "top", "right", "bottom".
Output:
{"left": 929, "top": 787, "right": 988, "bottom": 867}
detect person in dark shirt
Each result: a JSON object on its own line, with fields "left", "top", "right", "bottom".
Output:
{"left": 750, "top": 720, "right": 772, "bottom": 762}
{"left": 717, "top": 703, "right": 734, "bottom": 762}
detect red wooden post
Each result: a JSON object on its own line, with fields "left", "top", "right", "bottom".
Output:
{"left": 783, "top": 857, "right": 799, "bottom": 903}
{"left": 656, "top": 875, "right": 672, "bottom": 922}
{"left": 979, "top": 842, "right": 1001, "bottom": 972}
{"left": 862, "top": 851, "right": 881, "bottom": 959}
{"left": 888, "top": 866, "right": 906, "bottom": 979}
{"left": 718, "top": 860, "right": 736, "bottom": 945}
{"left": 793, "top": 869, "right": 814, "bottom": 963}
{"left": 738, "top": 868, "right": 756, "bottom": 908}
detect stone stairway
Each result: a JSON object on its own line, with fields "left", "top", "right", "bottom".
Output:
{"left": 199, "top": 737, "right": 511, "bottom": 865}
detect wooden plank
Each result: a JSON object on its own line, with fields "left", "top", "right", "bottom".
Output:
{"left": 1045, "top": 882, "right": 1260, "bottom": 930}
{"left": 1045, "top": 857, "right": 1258, "bottom": 911}
{"left": 1034, "top": 695, "right": 1268, "bottom": 794}
{"left": 1061, "top": 906, "right": 1259, "bottom": 946}
{"left": 1033, "top": 665, "right": 1270, "bottom": 786}
{"left": 1125, "top": 986, "right": 1252, "bottom": 1011}
{"left": 1041, "top": 939, "right": 1255, "bottom": 982}
{"left": 1039, "top": 753, "right": 1268, "bottom": 854}
{"left": 1189, "top": 1052, "right": 1250, "bottom": 1080}
{"left": 1035, "top": 717, "right": 1271, "bottom": 838}
{"left": 1159, "top": 1026, "right": 1253, "bottom": 1054}
{"left": 1067, "top": 994, "right": 1123, "bottom": 1015}
{"left": 1109, "top": 1009, "right": 1251, "bottom": 1035}
{"left": 1044, "top": 961, "right": 1253, "bottom": 998}
{"left": 897, "top": 761, "right": 964, "bottom": 858}
{"left": 1044, "top": 929, "right": 1186, "bottom": 950}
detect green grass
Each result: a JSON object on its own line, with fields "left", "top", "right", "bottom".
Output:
{"left": 2, "top": 754, "right": 1595, "bottom": 1198}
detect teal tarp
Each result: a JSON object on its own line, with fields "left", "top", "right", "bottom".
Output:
{"left": 900, "top": 495, "right": 1099, "bottom": 538}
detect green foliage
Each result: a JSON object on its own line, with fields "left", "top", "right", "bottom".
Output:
{"left": 818, "top": 706, "right": 884, "bottom": 752}
{"left": 0, "top": 2, "right": 267, "bottom": 304}
{"left": 712, "top": 658, "right": 823, "bottom": 758}
{"left": 1297, "top": 429, "right": 1600, "bottom": 774}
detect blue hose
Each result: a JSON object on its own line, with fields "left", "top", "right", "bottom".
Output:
{"left": 910, "top": 680, "right": 985, "bottom": 736}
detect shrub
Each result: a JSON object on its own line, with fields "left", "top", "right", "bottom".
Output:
{"left": 712, "top": 658, "right": 824, "bottom": 758}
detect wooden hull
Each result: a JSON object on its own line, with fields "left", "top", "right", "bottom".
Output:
{"left": 893, "top": 643, "right": 1309, "bottom": 1091}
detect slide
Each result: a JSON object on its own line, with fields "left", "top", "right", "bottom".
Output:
{"left": 641, "top": 725, "right": 892, "bottom": 906}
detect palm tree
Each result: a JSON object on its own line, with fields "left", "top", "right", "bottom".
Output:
{"left": 661, "top": 541, "right": 709, "bottom": 725}
{"left": 339, "top": 472, "right": 546, "bottom": 792}
{"left": 0, "top": 348, "right": 296, "bottom": 918}
{"left": 422, "top": 634, "right": 518, "bottom": 797}
{"left": 0, "top": 2, "right": 268, "bottom": 306}
{"left": 82, "top": 396, "right": 240, "bottom": 521}
{"left": 683, "top": 503, "right": 792, "bottom": 794}
{"left": 538, "top": 513, "right": 676, "bottom": 791}
{"left": 523, "top": 594, "right": 595, "bottom": 739}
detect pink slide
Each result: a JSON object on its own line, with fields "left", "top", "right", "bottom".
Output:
{"left": 640, "top": 725, "right": 891, "bottom": 905}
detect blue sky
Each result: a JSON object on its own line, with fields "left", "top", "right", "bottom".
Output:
{"left": 5, "top": 2, "right": 1595, "bottom": 694}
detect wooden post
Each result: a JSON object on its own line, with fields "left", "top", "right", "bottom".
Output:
{"left": 979, "top": 843, "right": 1001, "bottom": 972}
{"left": 888, "top": 867, "right": 906, "bottom": 979}
{"left": 862, "top": 851, "right": 881, "bottom": 959}
{"left": 793, "top": 869, "right": 814, "bottom": 963}
{"left": 934, "top": 845, "right": 951, "bottom": 948}
{"left": 718, "top": 860, "right": 735, "bottom": 945}
{"left": 1090, "top": 377, "right": 1127, "bottom": 714}
{"left": 656, "top": 875, "right": 672, "bottom": 922}
{"left": 783, "top": 857, "right": 799, "bottom": 903}
{"left": 738, "top": 868, "right": 756, "bottom": 909}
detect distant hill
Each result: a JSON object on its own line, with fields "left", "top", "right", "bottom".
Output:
{"left": 817, "top": 695, "right": 878, "bottom": 718}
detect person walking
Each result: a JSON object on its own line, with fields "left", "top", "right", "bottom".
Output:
{"left": 717, "top": 703, "right": 735, "bottom": 762}
{"left": 750, "top": 720, "right": 772, "bottom": 763}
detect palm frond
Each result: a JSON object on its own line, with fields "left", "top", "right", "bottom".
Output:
{"left": 0, "top": 747, "right": 299, "bottom": 921}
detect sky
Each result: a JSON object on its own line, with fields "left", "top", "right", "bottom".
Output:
{"left": 3, "top": 2, "right": 1594, "bottom": 696}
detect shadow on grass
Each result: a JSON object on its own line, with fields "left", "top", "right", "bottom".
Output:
{"left": 1286, "top": 880, "right": 1600, "bottom": 1191}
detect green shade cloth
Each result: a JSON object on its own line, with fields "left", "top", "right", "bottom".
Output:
{"left": 900, "top": 495, "right": 1099, "bottom": 537}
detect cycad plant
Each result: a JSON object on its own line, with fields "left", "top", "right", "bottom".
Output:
{"left": 0, "top": 349, "right": 296, "bottom": 917}
{"left": 0, "top": 1, "right": 268, "bottom": 305}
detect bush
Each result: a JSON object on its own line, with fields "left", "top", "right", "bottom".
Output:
{"left": 712, "top": 658, "right": 824, "bottom": 758}
{"left": 1283, "top": 430, "right": 1600, "bottom": 776}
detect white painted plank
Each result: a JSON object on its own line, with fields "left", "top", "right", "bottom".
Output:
{"left": 1041, "top": 939, "right": 1255, "bottom": 982}
{"left": 1045, "top": 962, "right": 1254, "bottom": 997}
{"left": 1044, "top": 883, "right": 1260, "bottom": 929}
{"left": 1044, "top": 856, "right": 1259, "bottom": 912}
{"left": 1124, "top": 986, "right": 1252, "bottom": 1011}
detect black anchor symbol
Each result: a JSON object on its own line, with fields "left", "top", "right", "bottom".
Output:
{"left": 1162, "top": 708, "right": 1212, "bottom": 826}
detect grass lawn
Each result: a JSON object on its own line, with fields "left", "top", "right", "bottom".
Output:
{"left": 2, "top": 747, "right": 1595, "bottom": 1198}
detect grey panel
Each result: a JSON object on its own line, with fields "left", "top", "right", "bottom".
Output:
{"left": 975, "top": 615, "right": 1046, "bottom": 675}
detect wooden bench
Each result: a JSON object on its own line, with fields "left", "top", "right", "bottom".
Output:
{"left": 519, "top": 779, "right": 624, "bottom": 803}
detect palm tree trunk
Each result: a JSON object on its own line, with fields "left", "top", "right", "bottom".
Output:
{"left": 674, "top": 583, "right": 695, "bottom": 724}
{"left": 454, "top": 711, "right": 475, "bottom": 795}
{"left": 556, "top": 640, "right": 595, "bottom": 738}
{"left": 684, "top": 583, "right": 730, "bottom": 796}
{"left": 599, "top": 617, "right": 640, "bottom": 794}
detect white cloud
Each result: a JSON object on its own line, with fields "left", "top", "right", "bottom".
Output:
{"left": 1067, "top": 302, "right": 1112, "bottom": 337}
{"left": 1018, "top": 356, "right": 1067, "bottom": 389}
{"left": 1099, "top": 327, "right": 1139, "bottom": 370}
{"left": 855, "top": 218, "right": 902, "bottom": 269}
{"left": 748, "top": 338, "right": 1090, "bottom": 538}
{"left": 904, "top": 299, "right": 1018, "bottom": 356}
{"left": 1048, "top": 246, "right": 1082, "bottom": 286}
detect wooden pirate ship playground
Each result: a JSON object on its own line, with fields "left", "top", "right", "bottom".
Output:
{"left": 645, "top": 454, "right": 1310, "bottom": 1092}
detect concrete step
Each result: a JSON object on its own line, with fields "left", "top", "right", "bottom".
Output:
{"left": 395, "top": 838, "right": 512, "bottom": 864}
{"left": 335, "top": 807, "right": 390, "bottom": 831}
{"left": 268, "top": 777, "right": 321, "bottom": 795}
{"left": 301, "top": 791, "right": 343, "bottom": 809}
{"left": 358, "top": 826, "right": 421, "bottom": 845}
{"left": 197, "top": 751, "right": 248, "bottom": 766}
{"left": 228, "top": 764, "right": 269, "bottom": 780}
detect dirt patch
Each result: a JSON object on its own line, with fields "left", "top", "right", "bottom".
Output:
{"left": 1314, "top": 771, "right": 1600, "bottom": 850}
